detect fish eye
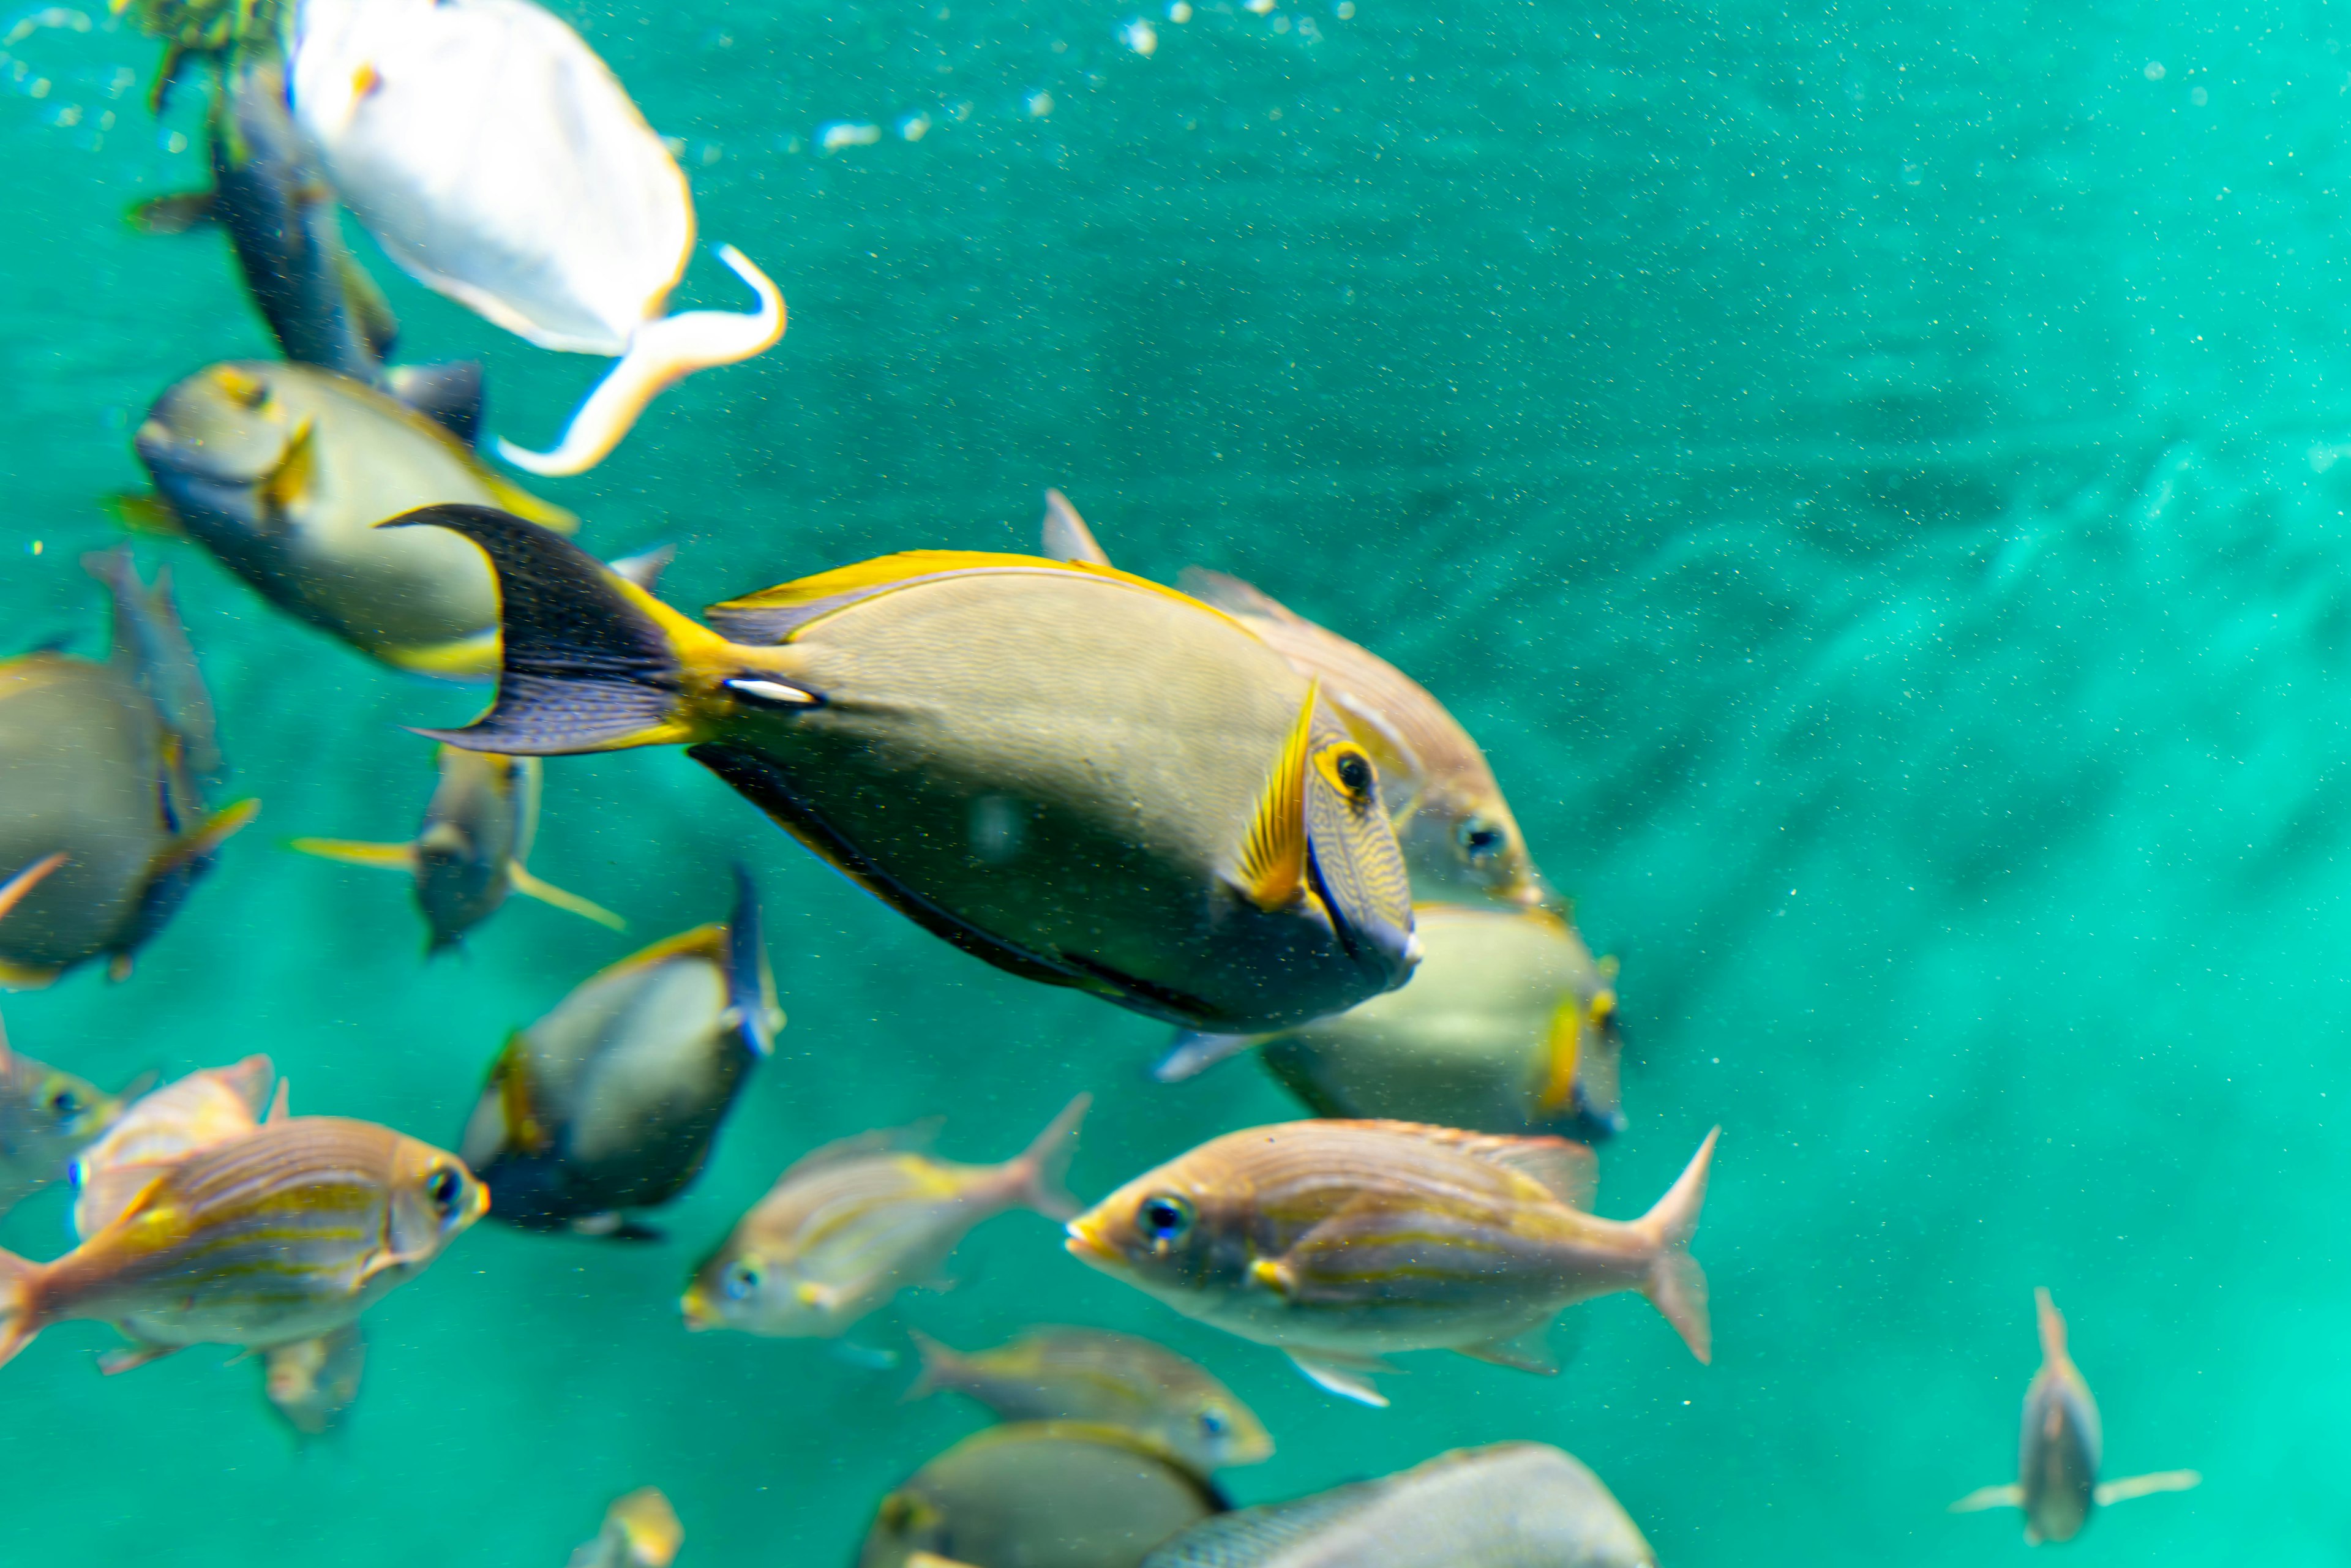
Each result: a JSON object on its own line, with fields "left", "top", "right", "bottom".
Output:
{"left": 1335, "top": 750, "right": 1372, "bottom": 793}
{"left": 1313, "top": 743, "right": 1378, "bottom": 808}
{"left": 1198, "top": 1408, "right": 1229, "bottom": 1438}
{"left": 1457, "top": 818, "right": 1505, "bottom": 860}
{"left": 424, "top": 1167, "right": 463, "bottom": 1215}
{"left": 47, "top": 1089, "right": 81, "bottom": 1120}
{"left": 722, "top": 1261, "right": 760, "bottom": 1301}
{"left": 1139, "top": 1192, "right": 1195, "bottom": 1245}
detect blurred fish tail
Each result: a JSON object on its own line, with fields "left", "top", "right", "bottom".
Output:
{"left": 0, "top": 1249, "right": 43, "bottom": 1368}
{"left": 902, "top": 1327, "right": 957, "bottom": 1401}
{"left": 1633, "top": 1126, "right": 1717, "bottom": 1364}
{"left": 1008, "top": 1093, "right": 1092, "bottom": 1221}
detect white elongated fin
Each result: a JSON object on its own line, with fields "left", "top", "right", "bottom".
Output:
{"left": 1948, "top": 1484, "right": 2023, "bottom": 1512}
{"left": 1289, "top": 1352, "right": 1390, "bottom": 1408}
{"left": 1152, "top": 1029, "right": 1264, "bottom": 1082}
{"left": 2094, "top": 1470, "right": 2201, "bottom": 1506}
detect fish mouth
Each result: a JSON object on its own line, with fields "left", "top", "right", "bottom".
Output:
{"left": 679, "top": 1289, "right": 716, "bottom": 1331}
{"left": 1063, "top": 1217, "right": 1121, "bottom": 1268}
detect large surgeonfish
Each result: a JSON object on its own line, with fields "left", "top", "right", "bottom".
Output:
{"left": 386, "top": 505, "right": 1419, "bottom": 1031}
{"left": 133, "top": 362, "right": 576, "bottom": 677}
{"left": 294, "top": 745, "right": 622, "bottom": 951}
{"left": 1949, "top": 1288, "right": 2200, "bottom": 1544}
{"left": 287, "top": 0, "right": 784, "bottom": 476}
{"left": 459, "top": 865, "right": 779, "bottom": 1237}
{"left": 1040, "top": 492, "right": 1548, "bottom": 909}
{"left": 0, "top": 551, "right": 253, "bottom": 988}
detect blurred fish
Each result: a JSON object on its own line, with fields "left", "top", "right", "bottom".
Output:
{"left": 567, "top": 1487, "right": 683, "bottom": 1568}
{"left": 263, "top": 1320, "right": 367, "bottom": 1437}
{"left": 1141, "top": 1442, "right": 1654, "bottom": 1567}
{"left": 288, "top": 0, "right": 784, "bottom": 476}
{"left": 0, "top": 550, "right": 254, "bottom": 988}
{"left": 907, "top": 1326, "right": 1272, "bottom": 1473}
{"left": 460, "top": 865, "right": 779, "bottom": 1237}
{"left": 294, "top": 745, "right": 623, "bottom": 951}
{"left": 1068, "top": 1120, "right": 1715, "bottom": 1406}
{"left": 683, "top": 1094, "right": 1089, "bottom": 1337}
{"left": 857, "top": 1422, "right": 1225, "bottom": 1568}
{"left": 70, "top": 1054, "right": 280, "bottom": 1238}
{"left": 1949, "top": 1288, "right": 2200, "bottom": 1544}
{"left": 132, "top": 363, "right": 576, "bottom": 677}
{"left": 1040, "top": 493, "right": 1547, "bottom": 909}
{"left": 1158, "top": 903, "right": 1626, "bottom": 1142}
{"left": 389, "top": 506, "right": 1418, "bottom": 1032}
{"left": 0, "top": 1016, "right": 132, "bottom": 1217}
{"left": 0, "top": 1115, "right": 486, "bottom": 1371}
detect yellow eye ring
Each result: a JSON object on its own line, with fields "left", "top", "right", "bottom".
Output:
{"left": 1313, "top": 742, "right": 1377, "bottom": 802}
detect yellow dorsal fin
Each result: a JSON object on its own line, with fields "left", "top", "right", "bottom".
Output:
{"left": 705, "top": 550, "right": 1243, "bottom": 640}
{"left": 1232, "top": 680, "right": 1320, "bottom": 912}
{"left": 260, "top": 419, "right": 317, "bottom": 516}
{"left": 1535, "top": 996, "right": 1584, "bottom": 1115}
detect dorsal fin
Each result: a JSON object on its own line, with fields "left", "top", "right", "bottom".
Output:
{"left": 1040, "top": 489, "right": 1112, "bottom": 565}
{"left": 778, "top": 1119, "right": 943, "bottom": 1183}
{"left": 1335, "top": 1120, "right": 1597, "bottom": 1208}
{"left": 701, "top": 551, "right": 1224, "bottom": 645}
{"left": 1231, "top": 680, "right": 1319, "bottom": 912}
{"left": 2034, "top": 1286, "right": 2068, "bottom": 1362}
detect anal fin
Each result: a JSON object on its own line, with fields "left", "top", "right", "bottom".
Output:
{"left": 99, "top": 1340, "right": 182, "bottom": 1376}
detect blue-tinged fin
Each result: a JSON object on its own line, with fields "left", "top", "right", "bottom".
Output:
{"left": 722, "top": 861, "right": 781, "bottom": 1058}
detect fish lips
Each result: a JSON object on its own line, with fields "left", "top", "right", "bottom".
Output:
{"left": 1063, "top": 1215, "right": 1125, "bottom": 1271}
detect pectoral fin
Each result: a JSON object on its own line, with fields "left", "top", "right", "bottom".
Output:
{"left": 290, "top": 838, "right": 417, "bottom": 873}
{"left": 259, "top": 419, "right": 317, "bottom": 517}
{"left": 2094, "top": 1470, "right": 2201, "bottom": 1506}
{"left": 1947, "top": 1484, "right": 2023, "bottom": 1512}
{"left": 1288, "top": 1352, "right": 1391, "bottom": 1408}
{"left": 1231, "top": 680, "right": 1321, "bottom": 912}
{"left": 505, "top": 861, "right": 626, "bottom": 931}
{"left": 1151, "top": 1029, "right": 1265, "bottom": 1082}
{"left": 1535, "top": 995, "right": 1584, "bottom": 1116}
{"left": 149, "top": 800, "right": 260, "bottom": 880}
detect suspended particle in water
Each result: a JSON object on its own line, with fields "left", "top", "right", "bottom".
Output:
{"left": 2144, "top": 61, "right": 2165, "bottom": 80}
{"left": 819, "top": 120, "right": 883, "bottom": 151}
{"left": 1026, "top": 90, "right": 1053, "bottom": 117}
{"left": 1334, "top": 1, "right": 1355, "bottom": 18}
{"left": 1167, "top": 0, "right": 1191, "bottom": 18}
{"left": 899, "top": 111, "right": 931, "bottom": 140}
{"left": 1245, "top": 0, "right": 1276, "bottom": 15}
{"left": 1122, "top": 17, "right": 1158, "bottom": 53}
{"left": 2190, "top": 84, "right": 2207, "bottom": 105}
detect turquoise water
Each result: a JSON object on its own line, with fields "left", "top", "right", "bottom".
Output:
{"left": 0, "top": 0, "right": 2331, "bottom": 1557}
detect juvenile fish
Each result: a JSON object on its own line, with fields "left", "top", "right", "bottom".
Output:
{"left": 133, "top": 362, "right": 576, "bottom": 677}
{"left": 907, "top": 1326, "right": 1272, "bottom": 1473}
{"left": 1159, "top": 903, "right": 1626, "bottom": 1141}
{"left": 858, "top": 1422, "right": 1224, "bottom": 1568}
{"left": 1040, "top": 492, "right": 1547, "bottom": 909}
{"left": 0, "top": 550, "right": 254, "bottom": 988}
{"left": 0, "top": 1015, "right": 132, "bottom": 1216}
{"left": 0, "top": 1115, "right": 487, "bottom": 1372}
{"left": 389, "top": 506, "right": 1418, "bottom": 1033}
{"left": 683, "top": 1094, "right": 1089, "bottom": 1337}
{"left": 1142, "top": 1442, "right": 1654, "bottom": 1567}
{"left": 1067, "top": 1120, "right": 1715, "bottom": 1406}
{"left": 294, "top": 745, "right": 623, "bottom": 951}
{"left": 263, "top": 1320, "right": 367, "bottom": 1437}
{"left": 567, "top": 1487, "right": 683, "bottom": 1568}
{"left": 1949, "top": 1288, "right": 2200, "bottom": 1544}
{"left": 461, "top": 865, "right": 780, "bottom": 1236}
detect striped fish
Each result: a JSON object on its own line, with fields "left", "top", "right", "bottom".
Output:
{"left": 1066, "top": 1120, "right": 1715, "bottom": 1407}
{"left": 0, "top": 1116, "right": 486, "bottom": 1372}
{"left": 682, "top": 1095, "right": 1089, "bottom": 1338}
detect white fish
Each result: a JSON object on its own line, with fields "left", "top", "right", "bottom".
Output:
{"left": 288, "top": 0, "right": 785, "bottom": 476}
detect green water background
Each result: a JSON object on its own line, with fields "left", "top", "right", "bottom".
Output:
{"left": 0, "top": 0, "right": 2327, "bottom": 1557}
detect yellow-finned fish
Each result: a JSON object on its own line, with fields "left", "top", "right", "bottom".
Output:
{"left": 0, "top": 1013, "right": 133, "bottom": 1217}
{"left": 132, "top": 361, "right": 577, "bottom": 677}
{"left": 682, "top": 1095, "right": 1089, "bottom": 1337}
{"left": 294, "top": 745, "right": 623, "bottom": 952}
{"left": 460, "top": 865, "right": 780, "bottom": 1237}
{"left": 262, "top": 1319, "right": 367, "bottom": 1437}
{"left": 1155, "top": 902, "right": 1626, "bottom": 1141}
{"left": 1040, "top": 491, "right": 1547, "bottom": 909}
{"left": 858, "top": 1422, "right": 1226, "bottom": 1568}
{"left": 567, "top": 1487, "right": 683, "bottom": 1568}
{"left": 0, "top": 1115, "right": 486, "bottom": 1373}
{"left": 0, "top": 550, "right": 255, "bottom": 989}
{"left": 907, "top": 1326, "right": 1273, "bottom": 1474}
{"left": 1067, "top": 1120, "right": 1716, "bottom": 1407}
{"left": 1141, "top": 1442, "right": 1655, "bottom": 1567}
{"left": 1949, "top": 1288, "right": 2200, "bottom": 1544}
{"left": 385, "top": 505, "right": 1417, "bottom": 1032}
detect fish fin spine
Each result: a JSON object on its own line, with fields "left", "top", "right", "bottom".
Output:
{"left": 504, "top": 861, "right": 626, "bottom": 930}
{"left": 0, "top": 1248, "right": 40, "bottom": 1368}
{"left": 1009, "top": 1093, "right": 1091, "bottom": 1221}
{"left": 1231, "top": 680, "right": 1321, "bottom": 912}
{"left": 2093, "top": 1471, "right": 2201, "bottom": 1506}
{"left": 1948, "top": 1484, "right": 2025, "bottom": 1513}
{"left": 1634, "top": 1126, "right": 1717, "bottom": 1364}
{"left": 289, "top": 837, "right": 417, "bottom": 872}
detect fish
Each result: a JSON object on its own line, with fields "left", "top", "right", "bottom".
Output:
{"left": 0, "top": 1114, "right": 487, "bottom": 1372}
{"left": 0, "top": 1016, "right": 133, "bottom": 1217}
{"left": 682, "top": 1094, "right": 1089, "bottom": 1337}
{"left": 566, "top": 1487, "right": 683, "bottom": 1568}
{"left": 1039, "top": 492, "right": 1547, "bottom": 909}
{"left": 0, "top": 550, "right": 255, "bottom": 988}
{"left": 1949, "top": 1288, "right": 2201, "bottom": 1544}
{"left": 1157, "top": 902, "right": 1627, "bottom": 1142}
{"left": 386, "top": 505, "right": 1419, "bottom": 1032}
{"left": 857, "top": 1422, "right": 1226, "bottom": 1568}
{"left": 287, "top": 0, "right": 785, "bottom": 476}
{"left": 132, "top": 362, "right": 577, "bottom": 677}
{"left": 1140, "top": 1442, "right": 1655, "bottom": 1567}
{"left": 459, "top": 864, "right": 780, "bottom": 1236}
{"left": 1067, "top": 1120, "right": 1716, "bottom": 1406}
{"left": 293, "top": 745, "right": 623, "bottom": 951}
{"left": 907, "top": 1326, "right": 1273, "bottom": 1473}
{"left": 262, "top": 1320, "right": 367, "bottom": 1437}
{"left": 70, "top": 1054, "right": 283, "bottom": 1239}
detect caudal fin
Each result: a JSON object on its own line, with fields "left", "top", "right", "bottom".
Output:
{"left": 0, "top": 1248, "right": 43, "bottom": 1369}
{"left": 1009, "top": 1093, "right": 1092, "bottom": 1221}
{"left": 902, "top": 1327, "right": 958, "bottom": 1401}
{"left": 1635, "top": 1127, "right": 1719, "bottom": 1364}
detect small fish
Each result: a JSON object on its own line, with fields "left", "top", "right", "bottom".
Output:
{"left": 294, "top": 745, "right": 623, "bottom": 951}
{"left": 132, "top": 362, "right": 576, "bottom": 677}
{"left": 0, "top": 550, "right": 254, "bottom": 988}
{"left": 263, "top": 1320, "right": 367, "bottom": 1437}
{"left": 1158, "top": 902, "right": 1627, "bottom": 1142}
{"left": 1067, "top": 1120, "right": 1715, "bottom": 1406}
{"left": 1141, "top": 1442, "right": 1654, "bottom": 1567}
{"left": 70, "top": 1054, "right": 282, "bottom": 1239}
{"left": 0, "top": 1015, "right": 132, "bottom": 1217}
{"left": 388, "top": 506, "right": 1419, "bottom": 1032}
{"left": 1949, "top": 1288, "right": 2200, "bottom": 1544}
{"left": 857, "top": 1422, "right": 1226, "bottom": 1568}
{"left": 567, "top": 1487, "right": 683, "bottom": 1568}
{"left": 683, "top": 1094, "right": 1089, "bottom": 1337}
{"left": 288, "top": 0, "right": 784, "bottom": 475}
{"left": 1039, "top": 492, "right": 1547, "bottom": 909}
{"left": 0, "top": 1115, "right": 487, "bottom": 1372}
{"left": 460, "top": 865, "right": 780, "bottom": 1236}
{"left": 907, "top": 1326, "right": 1273, "bottom": 1473}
